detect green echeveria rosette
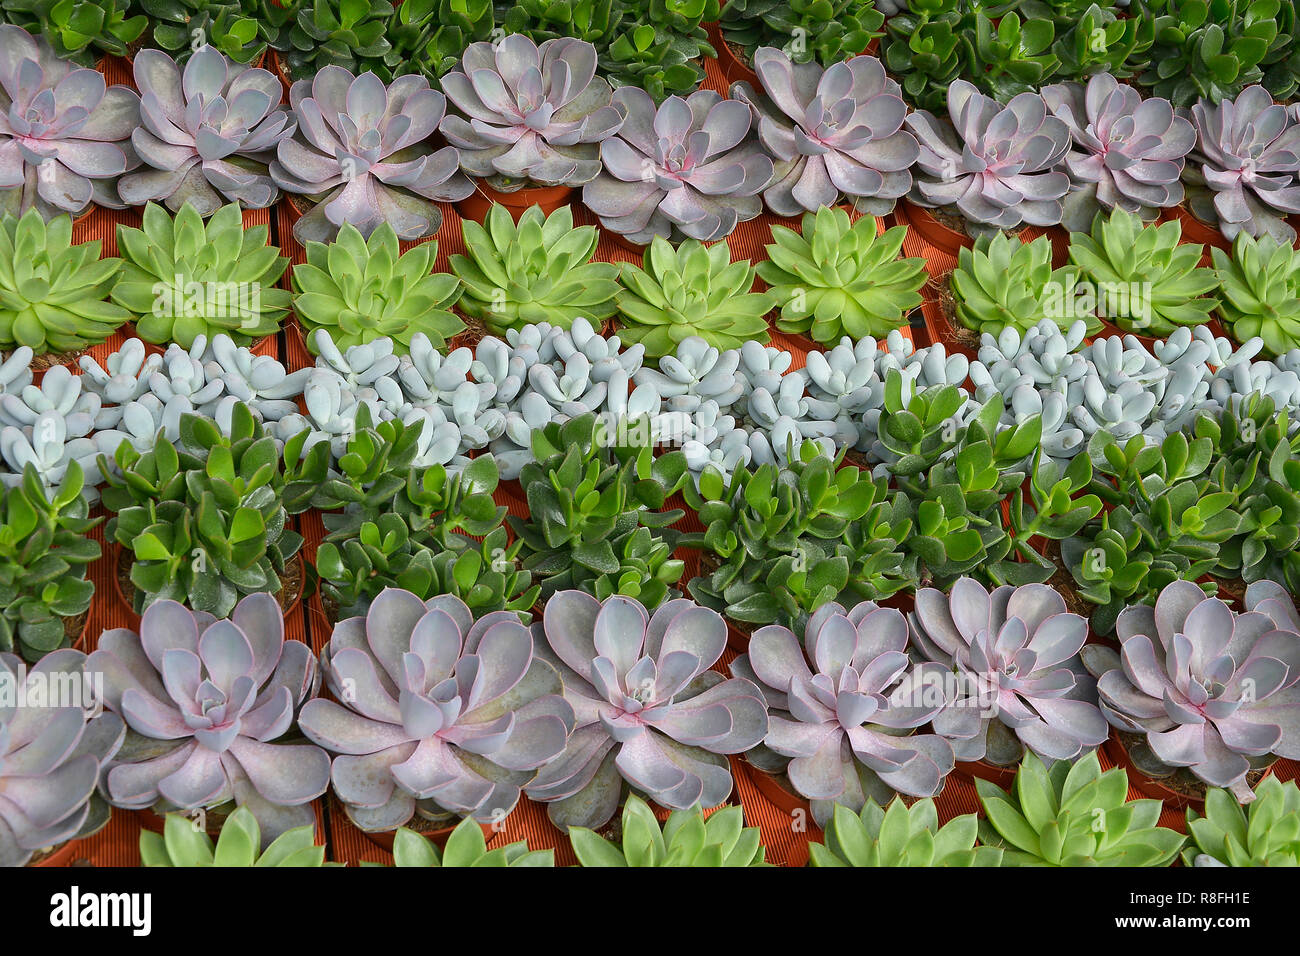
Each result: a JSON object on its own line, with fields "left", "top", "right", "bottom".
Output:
{"left": 293, "top": 221, "right": 464, "bottom": 355}
{"left": 1183, "top": 777, "right": 1300, "bottom": 866}
{"left": 1212, "top": 230, "right": 1300, "bottom": 358}
{"left": 111, "top": 202, "right": 291, "bottom": 349}
{"left": 1067, "top": 208, "right": 1220, "bottom": 338}
{"left": 615, "top": 236, "right": 773, "bottom": 358}
{"left": 451, "top": 204, "right": 619, "bottom": 337}
{"left": 0, "top": 210, "right": 129, "bottom": 355}
{"left": 758, "top": 207, "right": 926, "bottom": 345}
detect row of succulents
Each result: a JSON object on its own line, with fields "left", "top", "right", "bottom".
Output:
{"left": 5, "top": 24, "right": 1298, "bottom": 254}
{"left": 10, "top": 569, "right": 1300, "bottom": 866}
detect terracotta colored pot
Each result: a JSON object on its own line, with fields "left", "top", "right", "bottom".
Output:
{"left": 112, "top": 545, "right": 306, "bottom": 622}
{"left": 897, "top": 199, "right": 974, "bottom": 259}
{"left": 716, "top": 36, "right": 758, "bottom": 89}
{"left": 1161, "top": 205, "right": 1230, "bottom": 262}
{"left": 362, "top": 817, "right": 494, "bottom": 852}
{"left": 1103, "top": 734, "right": 1274, "bottom": 812}
{"left": 458, "top": 182, "right": 574, "bottom": 224}
{"left": 919, "top": 290, "right": 981, "bottom": 364}
{"left": 725, "top": 618, "right": 752, "bottom": 654}
{"left": 742, "top": 759, "right": 811, "bottom": 818}
{"left": 953, "top": 758, "right": 1019, "bottom": 791}
{"left": 28, "top": 839, "right": 87, "bottom": 868}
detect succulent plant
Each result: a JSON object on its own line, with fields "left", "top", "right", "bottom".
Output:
{"left": 269, "top": 67, "right": 472, "bottom": 243}
{"left": 282, "top": 0, "right": 394, "bottom": 79}
{"left": 376, "top": 0, "right": 496, "bottom": 84}
{"left": 1082, "top": 579, "right": 1300, "bottom": 801}
{"left": 757, "top": 208, "right": 925, "bottom": 345}
{"left": 689, "top": 442, "right": 915, "bottom": 631}
{"left": 99, "top": 402, "right": 304, "bottom": 616}
{"left": 809, "top": 797, "right": 1003, "bottom": 866}
{"left": 582, "top": 87, "right": 774, "bottom": 245}
{"left": 1068, "top": 208, "right": 1221, "bottom": 337}
{"left": 909, "top": 577, "right": 1109, "bottom": 767}
{"left": 1261, "top": 0, "right": 1300, "bottom": 101}
{"left": 1042, "top": 73, "right": 1196, "bottom": 232}
{"left": 89, "top": 593, "right": 329, "bottom": 844}
{"left": 951, "top": 233, "right": 1089, "bottom": 338}
{"left": 731, "top": 600, "right": 955, "bottom": 825}
{"left": 977, "top": 751, "right": 1185, "bottom": 865}
{"left": 596, "top": 0, "right": 718, "bottom": 103}
{"left": 1184, "top": 85, "right": 1300, "bottom": 243}
{"left": 111, "top": 202, "right": 291, "bottom": 349}
{"left": 1127, "top": 0, "right": 1279, "bottom": 107}
{"left": 879, "top": 0, "right": 967, "bottom": 112}
{"left": 719, "top": 0, "right": 883, "bottom": 68}
{"left": 614, "top": 238, "right": 773, "bottom": 358}
{"left": 511, "top": 413, "right": 687, "bottom": 609}
{"left": 998, "top": 450, "right": 1104, "bottom": 583}
{"left": 118, "top": 48, "right": 295, "bottom": 216}
{"left": 292, "top": 222, "right": 463, "bottom": 354}
{"left": 297, "top": 589, "right": 575, "bottom": 830}
{"left": 451, "top": 204, "right": 619, "bottom": 337}
{"left": 0, "top": 210, "right": 129, "bottom": 355}
{"left": 907, "top": 82, "right": 1071, "bottom": 232}
{"left": 0, "top": 648, "right": 124, "bottom": 866}
{"left": 1184, "top": 777, "right": 1300, "bottom": 866}
{"left": 0, "top": 0, "right": 146, "bottom": 64}
{"left": 140, "top": 806, "right": 333, "bottom": 867}
{"left": 439, "top": 35, "right": 625, "bottom": 190}
{"left": 731, "top": 49, "right": 917, "bottom": 217}
{"left": 0, "top": 460, "right": 100, "bottom": 661}
{"left": 1043, "top": 1, "right": 1154, "bottom": 82}
{"left": 384, "top": 814, "right": 554, "bottom": 866}
{"left": 525, "top": 590, "right": 768, "bottom": 829}
{"left": 0, "top": 25, "right": 140, "bottom": 219}
{"left": 570, "top": 795, "right": 768, "bottom": 867}
{"left": 139, "top": 0, "right": 291, "bottom": 66}
{"left": 1212, "top": 230, "right": 1300, "bottom": 358}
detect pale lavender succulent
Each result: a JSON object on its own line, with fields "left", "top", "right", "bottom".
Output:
{"left": 731, "top": 600, "right": 954, "bottom": 827}
{"left": 0, "top": 25, "right": 140, "bottom": 219}
{"left": 526, "top": 591, "right": 768, "bottom": 829}
{"left": 1082, "top": 580, "right": 1300, "bottom": 803}
{"left": 118, "top": 48, "right": 295, "bottom": 216}
{"left": 0, "top": 650, "right": 124, "bottom": 867}
{"left": 731, "top": 48, "right": 918, "bottom": 217}
{"left": 909, "top": 578, "right": 1108, "bottom": 767}
{"left": 88, "top": 594, "right": 329, "bottom": 844}
{"left": 1042, "top": 73, "right": 1195, "bottom": 232}
{"left": 297, "top": 590, "right": 574, "bottom": 831}
{"left": 906, "top": 80, "right": 1071, "bottom": 231}
{"left": 269, "top": 68, "right": 472, "bottom": 243}
{"left": 1185, "top": 85, "right": 1300, "bottom": 243}
{"left": 582, "top": 87, "right": 774, "bottom": 245}
{"left": 439, "top": 35, "right": 625, "bottom": 190}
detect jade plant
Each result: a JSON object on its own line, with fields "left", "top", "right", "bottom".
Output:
{"left": 951, "top": 233, "right": 1090, "bottom": 337}
{"left": 141, "top": 807, "right": 333, "bottom": 867}
{"left": 292, "top": 223, "right": 463, "bottom": 354}
{"left": 0, "top": 24, "right": 141, "bottom": 220}
{"left": 297, "top": 589, "right": 575, "bottom": 832}
{"left": 99, "top": 401, "right": 305, "bottom": 616}
{"left": 997, "top": 450, "right": 1103, "bottom": 585}
{"left": 139, "top": 0, "right": 291, "bottom": 66}
{"left": 510, "top": 413, "right": 688, "bottom": 609}
{"left": 719, "top": 0, "right": 883, "bottom": 68}
{"left": 583, "top": 87, "right": 774, "bottom": 245}
{"left": 281, "top": 0, "right": 394, "bottom": 78}
{"left": 269, "top": 66, "right": 471, "bottom": 242}
{"left": 731, "top": 599, "right": 955, "bottom": 825}
{"left": 732, "top": 49, "right": 918, "bottom": 218}
{"left": 383, "top": 815, "right": 554, "bottom": 867}
{"left": 452, "top": 204, "right": 620, "bottom": 336}
{"left": 1212, "top": 231, "right": 1300, "bottom": 358}
{"left": 809, "top": 798, "right": 1003, "bottom": 867}
{"left": 378, "top": 0, "right": 495, "bottom": 84}
{"left": 0, "top": 211, "right": 129, "bottom": 356}
{"left": 757, "top": 208, "right": 925, "bottom": 344}
{"left": 687, "top": 441, "right": 915, "bottom": 632}
{"left": 112, "top": 202, "right": 292, "bottom": 349}
{"left": 525, "top": 590, "right": 768, "bottom": 829}
{"left": 439, "top": 35, "right": 626, "bottom": 191}
{"left": 909, "top": 577, "right": 1109, "bottom": 769}
{"left": 88, "top": 592, "right": 329, "bottom": 844}
{"left": 879, "top": 0, "right": 968, "bottom": 111}
{"left": 1034, "top": 1, "right": 1153, "bottom": 81}
{"left": 0, "top": 0, "right": 146, "bottom": 64}
{"left": 570, "top": 796, "right": 768, "bottom": 867}
{"left": 1082, "top": 579, "right": 1300, "bottom": 802}
{"left": 1067, "top": 208, "right": 1220, "bottom": 337}
{"left": 0, "top": 460, "right": 100, "bottom": 661}
{"left": 599, "top": 0, "right": 718, "bottom": 102}
{"left": 1125, "top": 0, "right": 1280, "bottom": 107}
{"left": 615, "top": 238, "right": 774, "bottom": 358}
{"left": 977, "top": 751, "right": 1185, "bottom": 866}
{"left": 1183, "top": 778, "right": 1300, "bottom": 866}
{"left": 0, "top": 648, "right": 125, "bottom": 867}
{"left": 119, "top": 47, "right": 295, "bottom": 215}
{"left": 1261, "top": 0, "right": 1300, "bottom": 100}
